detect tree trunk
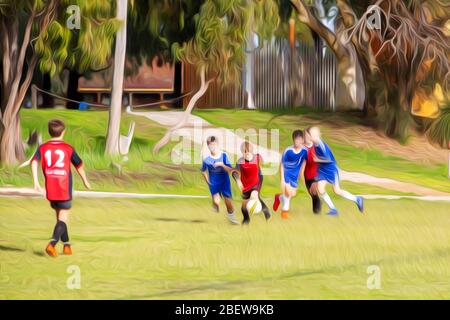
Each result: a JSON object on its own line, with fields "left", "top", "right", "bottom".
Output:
{"left": 153, "top": 66, "right": 212, "bottom": 155}
{"left": 66, "top": 70, "right": 82, "bottom": 109}
{"left": 380, "top": 83, "right": 412, "bottom": 141}
{"left": 172, "top": 61, "right": 183, "bottom": 108}
{"left": 0, "top": 111, "right": 24, "bottom": 165}
{"left": 105, "top": 0, "right": 128, "bottom": 156}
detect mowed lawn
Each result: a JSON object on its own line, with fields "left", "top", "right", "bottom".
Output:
{"left": 1, "top": 196, "right": 449, "bottom": 299}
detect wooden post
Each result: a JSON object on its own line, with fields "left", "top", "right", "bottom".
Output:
{"left": 31, "top": 85, "right": 37, "bottom": 109}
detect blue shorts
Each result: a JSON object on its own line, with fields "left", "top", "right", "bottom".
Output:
{"left": 209, "top": 175, "right": 232, "bottom": 198}
{"left": 283, "top": 169, "right": 300, "bottom": 188}
{"left": 317, "top": 166, "right": 339, "bottom": 185}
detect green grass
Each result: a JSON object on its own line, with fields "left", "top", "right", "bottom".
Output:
{"left": 194, "top": 108, "right": 450, "bottom": 193}
{"left": 0, "top": 196, "right": 449, "bottom": 299}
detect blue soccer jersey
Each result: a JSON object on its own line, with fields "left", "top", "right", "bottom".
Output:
{"left": 314, "top": 140, "right": 339, "bottom": 184}
{"left": 281, "top": 146, "right": 307, "bottom": 188}
{"left": 201, "top": 152, "right": 233, "bottom": 197}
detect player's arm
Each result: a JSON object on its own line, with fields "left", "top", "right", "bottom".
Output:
{"left": 31, "top": 159, "right": 44, "bottom": 193}
{"left": 231, "top": 164, "right": 244, "bottom": 191}
{"left": 76, "top": 164, "right": 91, "bottom": 190}
{"left": 201, "top": 170, "right": 211, "bottom": 185}
{"left": 71, "top": 150, "right": 91, "bottom": 189}
{"left": 30, "top": 148, "right": 43, "bottom": 193}
{"left": 313, "top": 143, "right": 332, "bottom": 163}
{"left": 299, "top": 160, "right": 306, "bottom": 182}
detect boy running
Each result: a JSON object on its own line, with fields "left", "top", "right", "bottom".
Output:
{"left": 216, "top": 141, "right": 271, "bottom": 224}
{"left": 31, "top": 119, "right": 91, "bottom": 257}
{"left": 201, "top": 136, "right": 239, "bottom": 225}
{"left": 308, "top": 126, "right": 363, "bottom": 216}
{"left": 273, "top": 130, "right": 308, "bottom": 219}
{"left": 304, "top": 127, "right": 321, "bottom": 214}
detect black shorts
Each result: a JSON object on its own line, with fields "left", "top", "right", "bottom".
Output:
{"left": 50, "top": 200, "right": 72, "bottom": 210}
{"left": 242, "top": 185, "right": 261, "bottom": 200}
{"left": 305, "top": 178, "right": 318, "bottom": 189}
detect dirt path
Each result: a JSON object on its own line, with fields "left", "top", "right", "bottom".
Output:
{"left": 126, "top": 109, "right": 450, "bottom": 197}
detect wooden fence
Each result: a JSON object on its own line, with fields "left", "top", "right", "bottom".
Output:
{"left": 182, "top": 38, "right": 337, "bottom": 110}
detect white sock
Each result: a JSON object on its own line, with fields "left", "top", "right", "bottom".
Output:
{"left": 320, "top": 193, "right": 336, "bottom": 210}
{"left": 282, "top": 196, "right": 291, "bottom": 211}
{"left": 340, "top": 190, "right": 358, "bottom": 203}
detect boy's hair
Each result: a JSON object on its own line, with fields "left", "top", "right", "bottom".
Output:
{"left": 241, "top": 141, "right": 253, "bottom": 153}
{"left": 48, "top": 119, "right": 65, "bottom": 137}
{"left": 305, "top": 127, "right": 312, "bottom": 135}
{"left": 206, "top": 136, "right": 217, "bottom": 145}
{"left": 292, "top": 129, "right": 304, "bottom": 141}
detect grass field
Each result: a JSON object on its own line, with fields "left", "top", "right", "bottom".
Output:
{"left": 1, "top": 196, "right": 449, "bottom": 299}
{"left": 1, "top": 108, "right": 449, "bottom": 299}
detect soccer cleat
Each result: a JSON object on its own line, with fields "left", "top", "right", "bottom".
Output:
{"left": 326, "top": 209, "right": 339, "bottom": 216}
{"left": 63, "top": 244, "right": 72, "bottom": 255}
{"left": 264, "top": 210, "right": 272, "bottom": 221}
{"left": 227, "top": 213, "right": 240, "bottom": 225}
{"left": 212, "top": 204, "right": 219, "bottom": 213}
{"left": 273, "top": 193, "right": 281, "bottom": 211}
{"left": 356, "top": 196, "right": 364, "bottom": 213}
{"left": 281, "top": 210, "right": 289, "bottom": 219}
{"left": 45, "top": 243, "right": 58, "bottom": 257}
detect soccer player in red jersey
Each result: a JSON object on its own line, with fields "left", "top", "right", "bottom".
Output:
{"left": 304, "top": 127, "right": 321, "bottom": 214}
{"left": 217, "top": 141, "right": 271, "bottom": 224}
{"left": 31, "top": 119, "right": 91, "bottom": 257}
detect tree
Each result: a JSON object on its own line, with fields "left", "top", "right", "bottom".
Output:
{"left": 153, "top": 0, "right": 280, "bottom": 154}
{"left": 0, "top": 0, "right": 118, "bottom": 165}
{"left": 288, "top": 0, "right": 450, "bottom": 140}
{"left": 105, "top": 0, "right": 128, "bottom": 156}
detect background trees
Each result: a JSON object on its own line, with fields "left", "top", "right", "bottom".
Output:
{"left": 0, "top": 0, "right": 118, "bottom": 165}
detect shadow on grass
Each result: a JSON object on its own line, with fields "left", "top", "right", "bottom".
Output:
{"left": 153, "top": 217, "right": 206, "bottom": 224}
{"left": 0, "top": 245, "right": 25, "bottom": 252}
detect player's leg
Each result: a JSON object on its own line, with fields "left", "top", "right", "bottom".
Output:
{"left": 241, "top": 199, "right": 250, "bottom": 225}
{"left": 280, "top": 183, "right": 296, "bottom": 219}
{"left": 332, "top": 177, "right": 364, "bottom": 213}
{"left": 306, "top": 179, "right": 321, "bottom": 214}
{"left": 273, "top": 176, "right": 286, "bottom": 211}
{"left": 211, "top": 193, "right": 221, "bottom": 213}
{"left": 45, "top": 206, "right": 61, "bottom": 257}
{"left": 252, "top": 190, "right": 270, "bottom": 221}
{"left": 57, "top": 208, "right": 72, "bottom": 255}
{"left": 224, "top": 197, "right": 239, "bottom": 225}
{"left": 317, "top": 180, "right": 338, "bottom": 216}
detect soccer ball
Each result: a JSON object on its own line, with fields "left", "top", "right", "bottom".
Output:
{"left": 246, "top": 199, "right": 262, "bottom": 216}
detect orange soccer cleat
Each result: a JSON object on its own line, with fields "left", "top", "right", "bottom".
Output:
{"left": 45, "top": 243, "right": 58, "bottom": 257}
{"left": 281, "top": 210, "right": 290, "bottom": 219}
{"left": 63, "top": 244, "right": 72, "bottom": 255}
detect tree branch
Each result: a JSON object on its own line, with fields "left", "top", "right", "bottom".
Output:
{"left": 289, "top": 0, "right": 347, "bottom": 60}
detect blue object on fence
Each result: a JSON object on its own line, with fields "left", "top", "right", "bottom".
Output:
{"left": 78, "top": 102, "right": 88, "bottom": 111}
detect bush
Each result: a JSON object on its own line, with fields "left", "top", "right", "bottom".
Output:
{"left": 427, "top": 106, "right": 450, "bottom": 148}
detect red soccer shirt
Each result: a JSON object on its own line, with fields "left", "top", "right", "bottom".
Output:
{"left": 33, "top": 141, "right": 83, "bottom": 201}
{"left": 304, "top": 145, "right": 319, "bottom": 180}
{"left": 236, "top": 154, "right": 262, "bottom": 192}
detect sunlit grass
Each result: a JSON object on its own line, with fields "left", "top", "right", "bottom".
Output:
{"left": 0, "top": 197, "right": 449, "bottom": 299}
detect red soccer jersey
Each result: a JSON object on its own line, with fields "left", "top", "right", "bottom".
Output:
{"left": 236, "top": 154, "right": 262, "bottom": 192}
{"left": 33, "top": 141, "right": 83, "bottom": 201}
{"left": 304, "top": 145, "right": 319, "bottom": 180}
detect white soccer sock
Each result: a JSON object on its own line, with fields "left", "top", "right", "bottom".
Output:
{"left": 282, "top": 196, "right": 291, "bottom": 211}
{"left": 340, "top": 190, "right": 358, "bottom": 203}
{"left": 320, "top": 193, "right": 336, "bottom": 210}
